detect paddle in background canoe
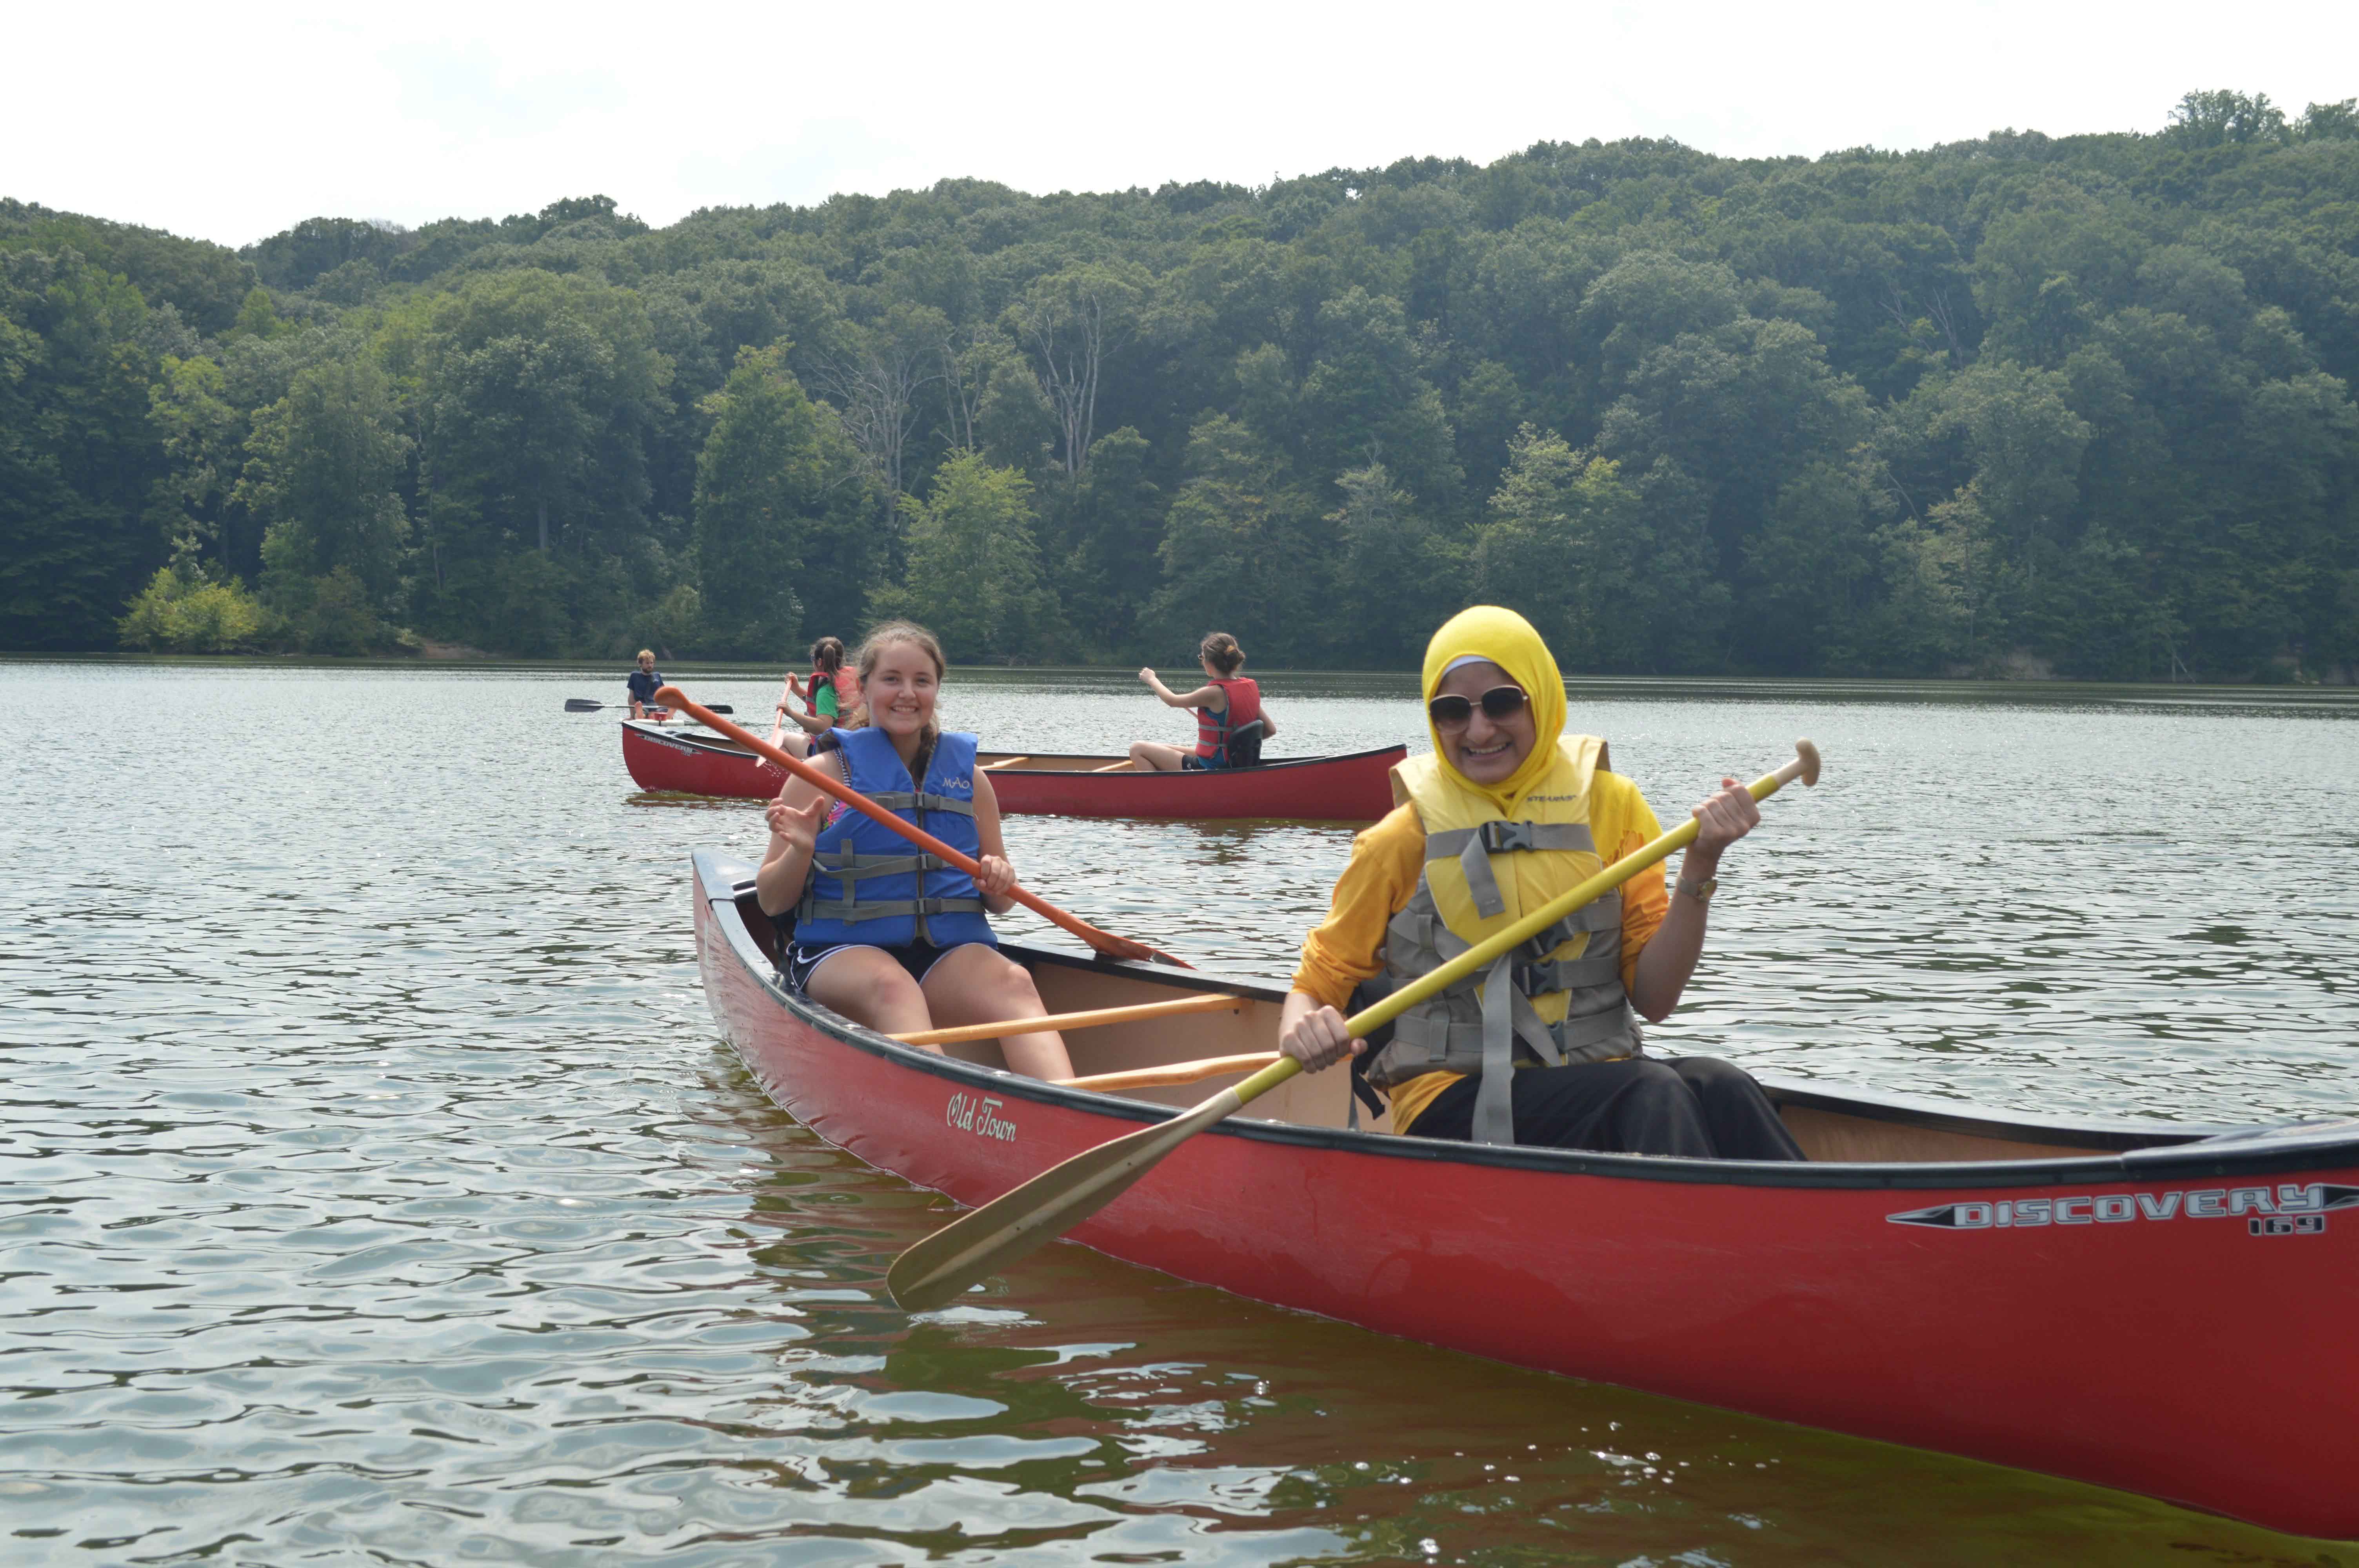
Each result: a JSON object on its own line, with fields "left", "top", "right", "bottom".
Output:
{"left": 651, "top": 684, "right": 1188, "bottom": 969}
{"left": 567, "top": 697, "right": 731, "bottom": 713}
{"left": 887, "top": 740, "right": 1823, "bottom": 1311}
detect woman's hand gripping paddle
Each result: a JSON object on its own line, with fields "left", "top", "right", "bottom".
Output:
{"left": 885, "top": 740, "right": 1823, "bottom": 1311}
{"left": 654, "top": 685, "right": 1187, "bottom": 969}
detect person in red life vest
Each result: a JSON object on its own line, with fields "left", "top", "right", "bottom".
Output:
{"left": 1127, "top": 631, "right": 1278, "bottom": 771}
{"left": 753, "top": 621, "right": 1075, "bottom": 1082}
{"left": 768, "top": 635, "right": 861, "bottom": 760}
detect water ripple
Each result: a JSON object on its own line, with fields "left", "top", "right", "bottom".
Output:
{"left": 3, "top": 662, "right": 2352, "bottom": 1564}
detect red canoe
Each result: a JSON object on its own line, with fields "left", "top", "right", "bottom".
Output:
{"left": 689, "top": 848, "right": 2359, "bottom": 1539}
{"left": 624, "top": 719, "right": 1403, "bottom": 819}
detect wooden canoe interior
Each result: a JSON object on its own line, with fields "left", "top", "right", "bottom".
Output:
{"left": 728, "top": 892, "right": 2190, "bottom": 1166}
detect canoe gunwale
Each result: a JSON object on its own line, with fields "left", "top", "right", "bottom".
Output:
{"left": 640, "top": 720, "right": 1406, "bottom": 777}
{"left": 694, "top": 850, "right": 2355, "bottom": 1192}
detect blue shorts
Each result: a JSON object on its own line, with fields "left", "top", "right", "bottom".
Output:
{"left": 783, "top": 938, "right": 990, "bottom": 993}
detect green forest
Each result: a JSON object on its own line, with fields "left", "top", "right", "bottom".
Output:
{"left": 6, "top": 89, "right": 2358, "bottom": 679}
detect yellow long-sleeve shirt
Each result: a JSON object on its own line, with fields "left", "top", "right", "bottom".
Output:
{"left": 1289, "top": 770, "right": 1668, "bottom": 1133}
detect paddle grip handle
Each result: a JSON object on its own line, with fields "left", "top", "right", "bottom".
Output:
{"left": 1225, "top": 740, "right": 1826, "bottom": 1114}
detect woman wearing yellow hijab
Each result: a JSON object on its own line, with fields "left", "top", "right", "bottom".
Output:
{"left": 1277, "top": 606, "right": 1803, "bottom": 1158}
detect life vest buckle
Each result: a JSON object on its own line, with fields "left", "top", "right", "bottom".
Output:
{"left": 1477, "top": 820, "right": 1539, "bottom": 853}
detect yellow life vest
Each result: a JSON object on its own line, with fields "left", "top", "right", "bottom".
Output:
{"left": 1367, "top": 735, "right": 1642, "bottom": 1145}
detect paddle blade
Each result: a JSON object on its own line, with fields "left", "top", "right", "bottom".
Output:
{"left": 887, "top": 1089, "right": 1242, "bottom": 1311}
{"left": 565, "top": 699, "right": 603, "bottom": 711}
{"left": 1063, "top": 920, "right": 1191, "bottom": 969}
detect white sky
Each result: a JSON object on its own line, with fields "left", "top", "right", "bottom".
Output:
{"left": 8, "top": 1, "right": 2355, "bottom": 250}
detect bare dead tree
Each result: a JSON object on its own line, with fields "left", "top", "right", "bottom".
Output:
{"left": 1925, "top": 287, "right": 1967, "bottom": 368}
{"left": 1008, "top": 270, "right": 1137, "bottom": 483}
{"left": 815, "top": 333, "right": 940, "bottom": 528}
{"left": 939, "top": 323, "right": 993, "bottom": 452}
{"left": 1883, "top": 279, "right": 1967, "bottom": 370}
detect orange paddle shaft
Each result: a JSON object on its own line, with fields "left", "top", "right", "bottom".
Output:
{"left": 652, "top": 686, "right": 1187, "bottom": 968}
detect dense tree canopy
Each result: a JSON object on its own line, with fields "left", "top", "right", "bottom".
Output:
{"left": 5, "top": 88, "right": 2359, "bottom": 679}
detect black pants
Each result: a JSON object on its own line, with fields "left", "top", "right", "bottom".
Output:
{"left": 1407, "top": 1056, "right": 1806, "bottom": 1160}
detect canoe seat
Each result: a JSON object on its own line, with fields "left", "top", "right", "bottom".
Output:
{"left": 1226, "top": 719, "right": 1265, "bottom": 767}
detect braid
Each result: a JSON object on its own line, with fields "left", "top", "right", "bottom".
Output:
{"left": 912, "top": 721, "right": 939, "bottom": 786}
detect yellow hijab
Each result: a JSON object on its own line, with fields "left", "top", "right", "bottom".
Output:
{"left": 1419, "top": 606, "right": 1568, "bottom": 817}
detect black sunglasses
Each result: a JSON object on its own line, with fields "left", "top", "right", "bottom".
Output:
{"left": 1428, "top": 685, "right": 1528, "bottom": 727}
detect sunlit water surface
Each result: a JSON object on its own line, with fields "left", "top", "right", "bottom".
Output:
{"left": 5, "top": 661, "right": 2357, "bottom": 1566}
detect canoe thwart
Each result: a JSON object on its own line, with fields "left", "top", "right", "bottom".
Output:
{"left": 891, "top": 990, "right": 1246, "bottom": 1047}
{"left": 1054, "top": 1051, "right": 1282, "bottom": 1093}
{"left": 1090, "top": 760, "right": 1133, "bottom": 773}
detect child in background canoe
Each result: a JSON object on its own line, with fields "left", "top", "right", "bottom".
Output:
{"left": 1127, "top": 631, "right": 1277, "bottom": 771}
{"left": 755, "top": 621, "right": 1075, "bottom": 1081}
{"left": 768, "top": 635, "right": 858, "bottom": 759}
{"left": 628, "top": 650, "right": 666, "bottom": 720}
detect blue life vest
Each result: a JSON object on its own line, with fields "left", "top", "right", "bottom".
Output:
{"left": 794, "top": 727, "right": 997, "bottom": 951}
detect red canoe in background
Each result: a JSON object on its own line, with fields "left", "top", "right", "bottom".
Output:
{"left": 622, "top": 719, "right": 1404, "bottom": 819}
{"left": 689, "top": 846, "right": 2359, "bottom": 1539}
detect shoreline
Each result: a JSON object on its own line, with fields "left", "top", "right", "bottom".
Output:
{"left": 8, "top": 649, "right": 2358, "bottom": 702}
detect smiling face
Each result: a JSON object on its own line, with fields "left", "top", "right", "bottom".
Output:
{"left": 860, "top": 638, "right": 940, "bottom": 740}
{"left": 1432, "top": 659, "right": 1534, "bottom": 788}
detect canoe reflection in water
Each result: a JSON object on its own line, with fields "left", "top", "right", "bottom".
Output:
{"left": 689, "top": 849, "right": 2359, "bottom": 1540}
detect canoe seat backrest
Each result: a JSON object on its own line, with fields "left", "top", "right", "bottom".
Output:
{"left": 735, "top": 892, "right": 782, "bottom": 967}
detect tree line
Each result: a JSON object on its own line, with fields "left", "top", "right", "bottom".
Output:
{"left": 5, "top": 88, "right": 2357, "bottom": 680}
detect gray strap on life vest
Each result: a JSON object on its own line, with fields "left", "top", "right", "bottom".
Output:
{"left": 815, "top": 850, "right": 952, "bottom": 882}
{"left": 1516, "top": 953, "right": 1622, "bottom": 993}
{"left": 1427, "top": 822, "right": 1598, "bottom": 920}
{"left": 1474, "top": 957, "right": 1518, "bottom": 1145}
{"left": 798, "top": 847, "right": 978, "bottom": 923}
{"left": 1391, "top": 1000, "right": 1632, "bottom": 1060}
{"left": 800, "top": 894, "right": 987, "bottom": 922}
{"left": 1555, "top": 1000, "right": 1641, "bottom": 1054}
{"left": 863, "top": 790, "right": 975, "bottom": 817}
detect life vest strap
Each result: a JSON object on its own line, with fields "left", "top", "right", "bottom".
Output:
{"left": 1427, "top": 821, "right": 1598, "bottom": 919}
{"left": 861, "top": 790, "right": 976, "bottom": 818}
{"left": 1515, "top": 953, "right": 1621, "bottom": 993}
{"left": 1392, "top": 1000, "right": 1639, "bottom": 1062}
{"left": 812, "top": 849, "right": 954, "bottom": 882}
{"left": 1426, "top": 820, "right": 1597, "bottom": 860}
{"left": 800, "top": 849, "right": 976, "bottom": 923}
{"left": 1386, "top": 896, "right": 1621, "bottom": 975}
{"left": 798, "top": 895, "right": 988, "bottom": 924}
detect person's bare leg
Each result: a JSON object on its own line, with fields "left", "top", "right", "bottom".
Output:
{"left": 921, "top": 945, "right": 1073, "bottom": 1080}
{"left": 805, "top": 947, "right": 933, "bottom": 1041}
{"left": 1127, "top": 740, "right": 1188, "bottom": 772}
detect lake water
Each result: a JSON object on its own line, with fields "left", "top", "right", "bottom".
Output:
{"left": 6, "top": 660, "right": 2357, "bottom": 1566}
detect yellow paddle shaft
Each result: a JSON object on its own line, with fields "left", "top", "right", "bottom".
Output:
{"left": 1214, "top": 739, "right": 1823, "bottom": 1112}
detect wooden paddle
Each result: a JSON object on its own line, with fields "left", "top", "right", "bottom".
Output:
{"left": 893, "top": 991, "right": 1243, "bottom": 1047}
{"left": 652, "top": 684, "right": 1188, "bottom": 969}
{"left": 885, "top": 739, "right": 1823, "bottom": 1311}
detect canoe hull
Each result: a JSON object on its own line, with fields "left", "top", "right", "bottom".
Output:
{"left": 691, "top": 851, "right": 2359, "bottom": 1539}
{"left": 625, "top": 721, "right": 1402, "bottom": 819}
